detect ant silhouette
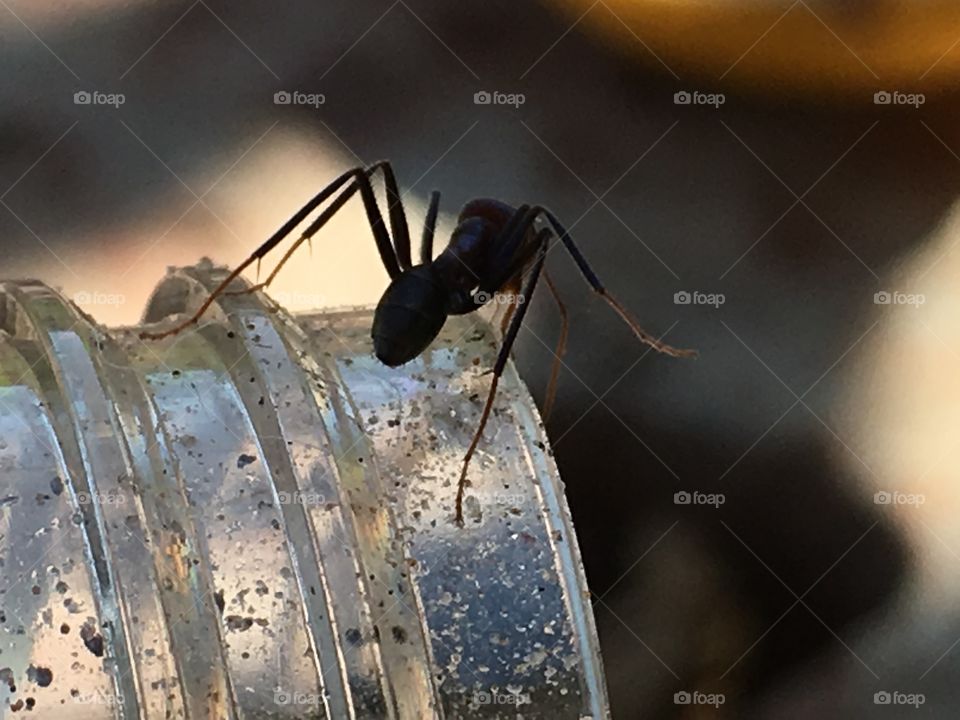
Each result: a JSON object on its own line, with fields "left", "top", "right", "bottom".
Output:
{"left": 140, "top": 161, "right": 694, "bottom": 525}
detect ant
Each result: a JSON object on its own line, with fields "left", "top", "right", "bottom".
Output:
{"left": 140, "top": 161, "right": 694, "bottom": 525}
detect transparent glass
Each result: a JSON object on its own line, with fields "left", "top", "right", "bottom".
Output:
{"left": 0, "top": 263, "right": 609, "bottom": 719}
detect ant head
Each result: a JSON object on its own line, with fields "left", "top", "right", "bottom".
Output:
{"left": 372, "top": 266, "right": 448, "bottom": 367}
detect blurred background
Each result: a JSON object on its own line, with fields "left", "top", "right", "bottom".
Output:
{"left": 3, "top": 0, "right": 960, "bottom": 716}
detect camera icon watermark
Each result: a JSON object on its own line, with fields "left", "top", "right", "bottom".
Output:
{"left": 873, "top": 90, "right": 925, "bottom": 108}
{"left": 273, "top": 90, "right": 325, "bottom": 108}
{"left": 274, "top": 689, "right": 322, "bottom": 706}
{"left": 674, "top": 90, "right": 725, "bottom": 108}
{"left": 873, "top": 290, "right": 925, "bottom": 307}
{"left": 73, "top": 290, "right": 127, "bottom": 307}
{"left": 473, "top": 689, "right": 531, "bottom": 706}
{"left": 74, "top": 90, "right": 125, "bottom": 108}
{"left": 277, "top": 491, "right": 326, "bottom": 506}
{"left": 874, "top": 490, "right": 925, "bottom": 507}
{"left": 474, "top": 290, "right": 525, "bottom": 305}
{"left": 674, "top": 290, "right": 725, "bottom": 308}
{"left": 873, "top": 690, "right": 925, "bottom": 707}
{"left": 473, "top": 90, "right": 526, "bottom": 108}
{"left": 674, "top": 490, "right": 725, "bottom": 508}
{"left": 674, "top": 690, "right": 725, "bottom": 707}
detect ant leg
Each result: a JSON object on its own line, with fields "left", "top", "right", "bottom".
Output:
{"left": 455, "top": 236, "right": 549, "bottom": 525}
{"left": 225, "top": 180, "right": 366, "bottom": 298}
{"left": 140, "top": 163, "right": 400, "bottom": 340}
{"left": 237, "top": 161, "right": 416, "bottom": 294}
{"left": 488, "top": 226, "right": 568, "bottom": 420}
{"left": 379, "top": 162, "right": 412, "bottom": 270}
{"left": 229, "top": 170, "right": 396, "bottom": 298}
{"left": 485, "top": 204, "right": 533, "bottom": 280}
{"left": 494, "top": 225, "right": 551, "bottom": 335}
{"left": 483, "top": 206, "right": 694, "bottom": 358}
{"left": 541, "top": 269, "right": 569, "bottom": 421}
{"left": 420, "top": 191, "right": 441, "bottom": 264}
{"left": 251, "top": 161, "right": 396, "bottom": 272}
{"left": 234, "top": 164, "right": 407, "bottom": 296}
{"left": 539, "top": 208, "right": 695, "bottom": 358}
{"left": 475, "top": 206, "right": 550, "bottom": 300}
{"left": 498, "top": 275, "right": 521, "bottom": 335}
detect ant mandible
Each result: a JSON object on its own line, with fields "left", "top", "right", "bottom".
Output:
{"left": 140, "top": 161, "right": 695, "bottom": 525}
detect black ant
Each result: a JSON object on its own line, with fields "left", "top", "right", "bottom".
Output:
{"left": 140, "top": 161, "right": 694, "bottom": 525}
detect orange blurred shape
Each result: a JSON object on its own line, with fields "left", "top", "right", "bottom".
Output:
{"left": 554, "top": 0, "right": 960, "bottom": 96}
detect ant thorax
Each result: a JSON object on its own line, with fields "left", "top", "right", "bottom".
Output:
{"left": 432, "top": 216, "right": 496, "bottom": 293}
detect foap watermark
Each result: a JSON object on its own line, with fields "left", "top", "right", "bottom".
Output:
{"left": 874, "top": 490, "right": 925, "bottom": 507}
{"left": 473, "top": 689, "right": 531, "bottom": 706}
{"left": 874, "top": 291, "right": 925, "bottom": 307}
{"left": 473, "top": 90, "right": 525, "bottom": 108}
{"left": 493, "top": 492, "right": 525, "bottom": 506}
{"left": 874, "top": 90, "right": 925, "bottom": 108}
{"left": 76, "top": 491, "right": 126, "bottom": 506}
{"left": 874, "top": 690, "right": 925, "bottom": 708}
{"left": 277, "top": 491, "right": 326, "bottom": 506}
{"left": 74, "top": 290, "right": 126, "bottom": 307}
{"left": 474, "top": 290, "right": 525, "bottom": 305}
{"left": 274, "top": 90, "right": 325, "bottom": 108}
{"left": 674, "top": 490, "right": 725, "bottom": 508}
{"left": 74, "top": 90, "right": 125, "bottom": 108}
{"left": 674, "top": 690, "right": 725, "bottom": 708}
{"left": 674, "top": 290, "right": 725, "bottom": 308}
{"left": 274, "top": 690, "right": 322, "bottom": 707}
{"left": 674, "top": 90, "right": 725, "bottom": 108}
